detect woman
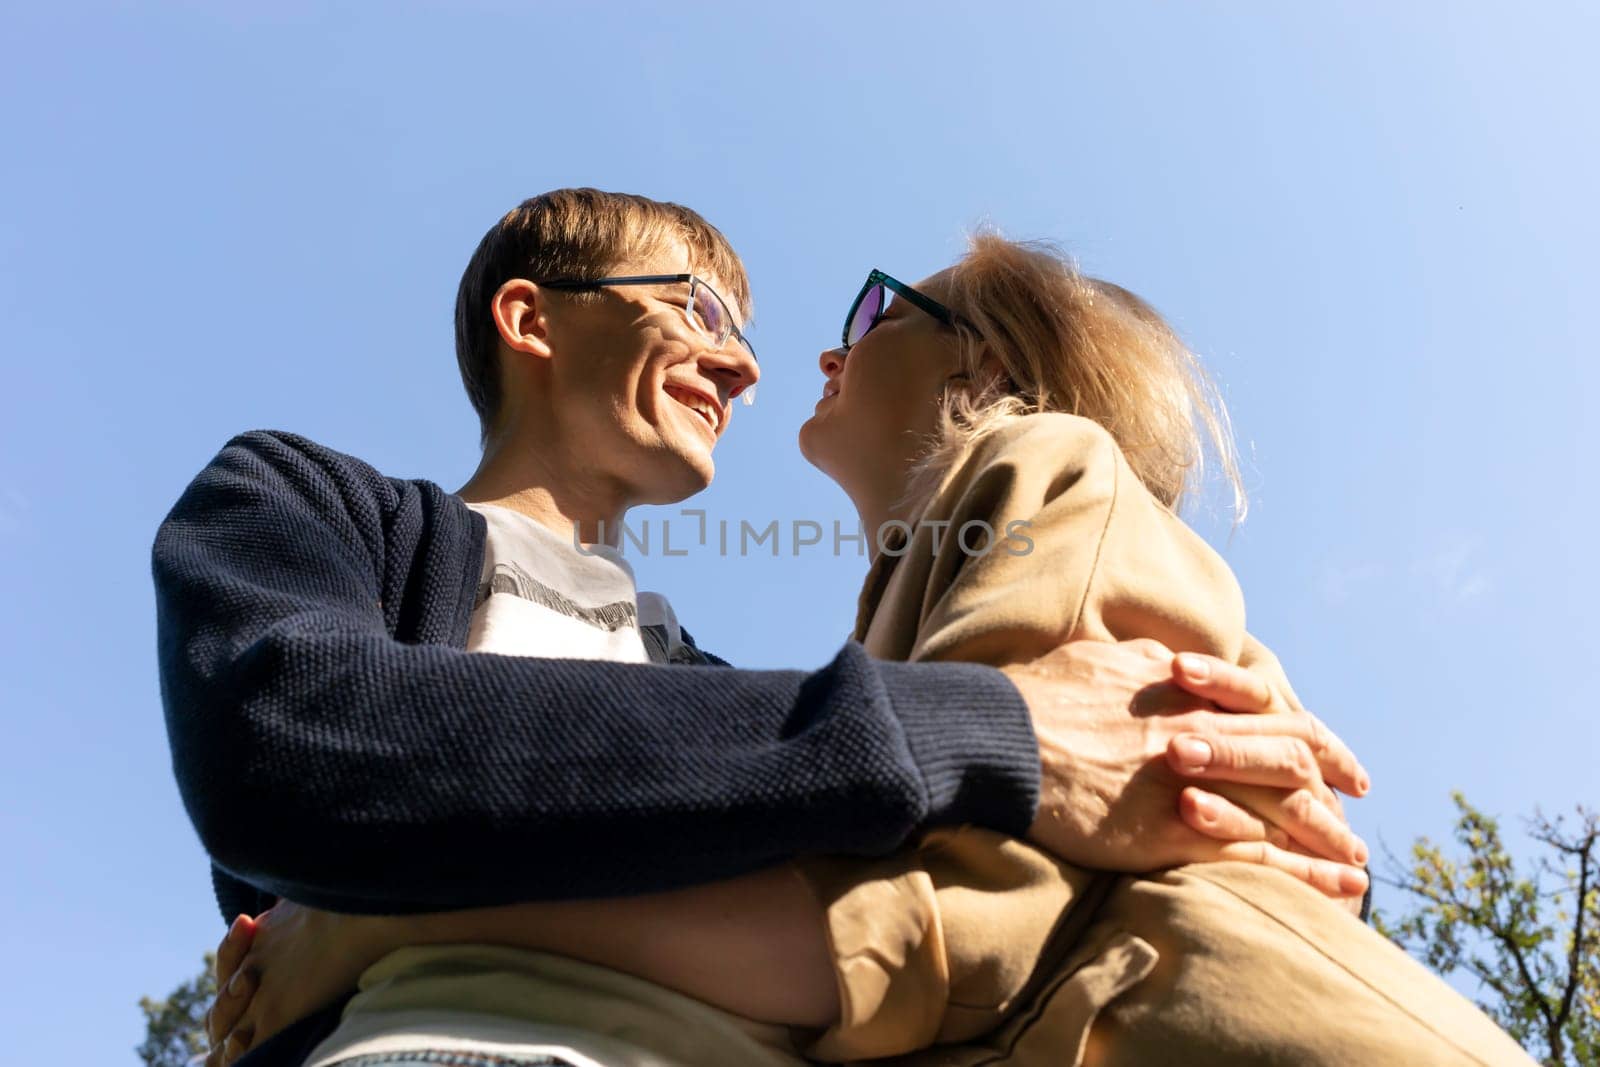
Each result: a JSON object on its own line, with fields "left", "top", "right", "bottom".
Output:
{"left": 784, "top": 236, "right": 1531, "bottom": 1064}
{"left": 211, "top": 235, "right": 1530, "bottom": 1066}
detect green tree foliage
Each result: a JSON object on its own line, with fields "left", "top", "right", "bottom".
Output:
{"left": 138, "top": 952, "right": 215, "bottom": 1067}
{"left": 1375, "top": 793, "right": 1598, "bottom": 1066}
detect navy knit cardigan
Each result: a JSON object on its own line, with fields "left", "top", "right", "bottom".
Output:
{"left": 152, "top": 429, "right": 1041, "bottom": 926}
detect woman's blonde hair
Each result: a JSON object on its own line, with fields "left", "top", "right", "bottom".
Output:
{"left": 917, "top": 233, "right": 1246, "bottom": 521}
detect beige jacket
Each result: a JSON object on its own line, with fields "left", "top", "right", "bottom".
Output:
{"left": 796, "top": 414, "right": 1532, "bottom": 1066}
{"left": 801, "top": 412, "right": 1294, "bottom": 1059}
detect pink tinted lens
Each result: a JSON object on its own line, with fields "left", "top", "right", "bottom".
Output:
{"left": 693, "top": 284, "right": 726, "bottom": 340}
{"left": 847, "top": 283, "right": 884, "bottom": 346}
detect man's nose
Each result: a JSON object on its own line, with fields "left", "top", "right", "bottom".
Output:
{"left": 700, "top": 342, "right": 760, "bottom": 406}
{"left": 818, "top": 347, "right": 846, "bottom": 378}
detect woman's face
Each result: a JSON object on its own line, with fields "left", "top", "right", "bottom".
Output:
{"left": 798, "top": 269, "right": 963, "bottom": 503}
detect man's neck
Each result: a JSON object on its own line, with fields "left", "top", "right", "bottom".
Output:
{"left": 455, "top": 429, "right": 628, "bottom": 547}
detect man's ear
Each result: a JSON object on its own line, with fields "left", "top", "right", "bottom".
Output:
{"left": 491, "top": 279, "right": 555, "bottom": 359}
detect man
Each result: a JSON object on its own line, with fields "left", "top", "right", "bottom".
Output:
{"left": 155, "top": 189, "right": 1368, "bottom": 1065}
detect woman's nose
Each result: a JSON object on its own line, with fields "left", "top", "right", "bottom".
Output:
{"left": 818, "top": 347, "right": 846, "bottom": 378}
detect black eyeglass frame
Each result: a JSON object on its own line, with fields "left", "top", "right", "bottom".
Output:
{"left": 841, "top": 268, "right": 974, "bottom": 351}
{"left": 537, "top": 273, "right": 757, "bottom": 365}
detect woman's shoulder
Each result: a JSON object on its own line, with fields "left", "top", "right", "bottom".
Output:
{"left": 917, "top": 413, "right": 1127, "bottom": 529}
{"left": 956, "top": 412, "right": 1122, "bottom": 481}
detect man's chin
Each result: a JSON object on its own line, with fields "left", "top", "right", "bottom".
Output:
{"left": 634, "top": 451, "right": 715, "bottom": 505}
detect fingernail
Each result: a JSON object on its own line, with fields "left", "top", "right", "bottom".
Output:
{"left": 1357, "top": 770, "right": 1371, "bottom": 795}
{"left": 227, "top": 915, "right": 250, "bottom": 943}
{"left": 1341, "top": 867, "right": 1369, "bottom": 896}
{"left": 227, "top": 968, "right": 250, "bottom": 995}
{"left": 1354, "top": 839, "right": 1370, "bottom": 865}
{"left": 1173, "top": 736, "right": 1212, "bottom": 772}
{"left": 1176, "top": 652, "right": 1209, "bottom": 681}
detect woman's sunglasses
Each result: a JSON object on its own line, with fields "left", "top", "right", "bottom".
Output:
{"left": 842, "top": 269, "right": 968, "bottom": 351}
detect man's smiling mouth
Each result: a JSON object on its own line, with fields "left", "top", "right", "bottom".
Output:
{"left": 663, "top": 384, "right": 721, "bottom": 434}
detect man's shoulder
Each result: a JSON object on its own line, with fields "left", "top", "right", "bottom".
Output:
{"left": 175, "top": 429, "right": 467, "bottom": 544}
{"left": 217, "top": 427, "right": 390, "bottom": 482}
{"left": 207, "top": 428, "right": 450, "bottom": 503}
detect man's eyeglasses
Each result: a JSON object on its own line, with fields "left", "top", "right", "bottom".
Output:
{"left": 538, "top": 273, "right": 757, "bottom": 406}
{"left": 842, "top": 269, "right": 969, "bottom": 351}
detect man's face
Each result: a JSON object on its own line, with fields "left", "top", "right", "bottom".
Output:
{"left": 538, "top": 241, "right": 758, "bottom": 506}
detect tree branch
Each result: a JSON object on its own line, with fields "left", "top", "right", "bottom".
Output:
{"left": 1551, "top": 825, "right": 1596, "bottom": 1046}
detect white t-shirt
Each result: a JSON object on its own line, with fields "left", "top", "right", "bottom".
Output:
{"left": 305, "top": 502, "right": 800, "bottom": 1067}
{"left": 465, "top": 501, "right": 693, "bottom": 665}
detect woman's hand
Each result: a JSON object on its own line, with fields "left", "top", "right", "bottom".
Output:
{"left": 204, "top": 900, "right": 395, "bottom": 1065}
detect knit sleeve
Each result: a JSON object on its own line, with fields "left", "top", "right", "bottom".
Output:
{"left": 153, "top": 430, "right": 1039, "bottom": 914}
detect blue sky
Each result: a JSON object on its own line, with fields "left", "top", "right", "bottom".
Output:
{"left": 2, "top": 3, "right": 1596, "bottom": 1061}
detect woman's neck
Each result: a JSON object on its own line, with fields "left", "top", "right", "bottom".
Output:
{"left": 851, "top": 480, "right": 921, "bottom": 564}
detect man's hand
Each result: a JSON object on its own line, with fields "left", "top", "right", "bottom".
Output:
{"left": 204, "top": 900, "right": 391, "bottom": 1065}
{"left": 204, "top": 914, "right": 257, "bottom": 1066}
{"left": 1004, "top": 639, "right": 1371, "bottom": 901}
{"left": 201, "top": 860, "right": 847, "bottom": 1062}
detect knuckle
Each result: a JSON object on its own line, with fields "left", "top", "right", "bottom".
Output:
{"left": 1312, "top": 861, "right": 1339, "bottom": 891}
{"left": 1202, "top": 726, "right": 1238, "bottom": 758}
{"left": 1241, "top": 670, "right": 1273, "bottom": 707}
{"left": 1320, "top": 786, "right": 1345, "bottom": 819}
{"left": 1285, "top": 739, "right": 1316, "bottom": 781}
{"left": 1305, "top": 715, "right": 1333, "bottom": 755}
{"left": 1129, "top": 637, "right": 1169, "bottom": 661}
{"left": 224, "top": 1030, "right": 252, "bottom": 1065}
{"left": 1283, "top": 789, "right": 1317, "bottom": 824}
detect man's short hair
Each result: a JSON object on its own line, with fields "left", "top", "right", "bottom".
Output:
{"left": 454, "top": 188, "right": 752, "bottom": 444}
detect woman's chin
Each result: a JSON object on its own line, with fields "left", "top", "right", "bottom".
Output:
{"left": 796, "top": 416, "right": 817, "bottom": 454}
{"left": 796, "top": 416, "right": 832, "bottom": 469}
